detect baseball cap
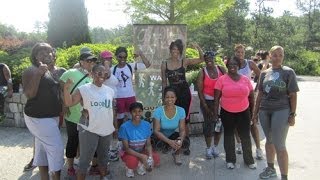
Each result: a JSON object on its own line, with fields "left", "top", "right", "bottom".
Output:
{"left": 80, "top": 52, "right": 97, "bottom": 61}
{"left": 80, "top": 47, "right": 92, "bottom": 55}
{"left": 204, "top": 51, "right": 217, "bottom": 58}
{"left": 100, "top": 50, "right": 113, "bottom": 59}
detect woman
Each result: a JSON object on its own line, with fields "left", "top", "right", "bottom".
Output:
{"left": 119, "top": 102, "right": 160, "bottom": 178}
{"left": 22, "top": 43, "right": 64, "bottom": 180}
{"left": 161, "top": 39, "right": 204, "bottom": 155}
{"left": 60, "top": 47, "right": 96, "bottom": 176}
{"left": 214, "top": 57, "right": 256, "bottom": 169}
{"left": 234, "top": 44, "right": 263, "bottom": 159}
{"left": 64, "top": 64, "right": 115, "bottom": 180}
{"left": 197, "top": 51, "right": 226, "bottom": 159}
{"left": 153, "top": 86, "right": 187, "bottom": 165}
{"left": 253, "top": 46, "right": 299, "bottom": 180}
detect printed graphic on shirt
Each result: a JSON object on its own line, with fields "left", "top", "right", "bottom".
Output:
{"left": 264, "top": 71, "right": 286, "bottom": 94}
{"left": 90, "top": 99, "right": 112, "bottom": 109}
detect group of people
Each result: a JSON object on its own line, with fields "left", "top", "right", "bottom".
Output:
{"left": 197, "top": 44, "right": 298, "bottom": 180}
{"left": 0, "top": 39, "right": 296, "bottom": 180}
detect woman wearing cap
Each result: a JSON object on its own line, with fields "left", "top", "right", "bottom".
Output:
{"left": 214, "top": 56, "right": 256, "bottom": 169}
{"left": 161, "top": 39, "right": 204, "bottom": 155}
{"left": 234, "top": 44, "right": 263, "bottom": 160}
{"left": 60, "top": 47, "right": 97, "bottom": 176}
{"left": 197, "top": 51, "right": 226, "bottom": 159}
{"left": 64, "top": 64, "right": 115, "bottom": 180}
{"left": 100, "top": 50, "right": 118, "bottom": 92}
{"left": 253, "top": 46, "right": 299, "bottom": 180}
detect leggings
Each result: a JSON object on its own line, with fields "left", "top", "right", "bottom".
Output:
{"left": 259, "top": 108, "right": 290, "bottom": 151}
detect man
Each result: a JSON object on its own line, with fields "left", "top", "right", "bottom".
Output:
{"left": 0, "top": 63, "right": 13, "bottom": 120}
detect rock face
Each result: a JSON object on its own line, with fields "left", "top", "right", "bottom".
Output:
{"left": 1, "top": 93, "right": 26, "bottom": 128}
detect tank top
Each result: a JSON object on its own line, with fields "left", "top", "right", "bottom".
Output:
{"left": 0, "top": 64, "right": 8, "bottom": 86}
{"left": 24, "top": 71, "right": 62, "bottom": 118}
{"left": 238, "top": 59, "right": 252, "bottom": 79}
{"left": 203, "top": 66, "right": 223, "bottom": 100}
{"left": 165, "top": 60, "right": 188, "bottom": 86}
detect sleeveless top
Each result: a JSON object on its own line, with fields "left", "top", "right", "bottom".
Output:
{"left": 203, "top": 66, "right": 223, "bottom": 100}
{"left": 0, "top": 64, "right": 8, "bottom": 86}
{"left": 24, "top": 71, "right": 62, "bottom": 118}
{"left": 238, "top": 59, "right": 252, "bottom": 79}
{"left": 165, "top": 60, "right": 188, "bottom": 86}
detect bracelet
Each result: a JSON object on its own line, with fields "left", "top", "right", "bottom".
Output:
{"left": 289, "top": 112, "right": 296, "bottom": 117}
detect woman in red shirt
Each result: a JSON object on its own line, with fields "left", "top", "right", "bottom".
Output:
{"left": 214, "top": 57, "right": 256, "bottom": 169}
{"left": 197, "top": 51, "right": 226, "bottom": 159}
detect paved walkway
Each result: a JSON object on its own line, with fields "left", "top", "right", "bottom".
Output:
{"left": 0, "top": 80, "right": 319, "bottom": 180}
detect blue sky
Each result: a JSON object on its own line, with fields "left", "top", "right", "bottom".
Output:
{"left": 0, "top": 0, "right": 301, "bottom": 33}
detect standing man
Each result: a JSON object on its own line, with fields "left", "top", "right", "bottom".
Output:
{"left": 0, "top": 63, "right": 13, "bottom": 120}
{"left": 22, "top": 43, "right": 64, "bottom": 180}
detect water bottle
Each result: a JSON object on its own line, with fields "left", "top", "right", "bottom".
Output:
{"left": 215, "top": 118, "right": 222, "bottom": 132}
{"left": 190, "top": 83, "right": 195, "bottom": 94}
{"left": 147, "top": 156, "right": 153, "bottom": 171}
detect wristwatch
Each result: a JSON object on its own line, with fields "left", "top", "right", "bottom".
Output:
{"left": 289, "top": 112, "right": 296, "bottom": 117}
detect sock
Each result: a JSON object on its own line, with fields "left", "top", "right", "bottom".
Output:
{"left": 267, "top": 163, "right": 274, "bottom": 169}
{"left": 281, "top": 174, "right": 288, "bottom": 180}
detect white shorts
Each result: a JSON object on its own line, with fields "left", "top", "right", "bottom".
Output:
{"left": 24, "top": 114, "right": 64, "bottom": 173}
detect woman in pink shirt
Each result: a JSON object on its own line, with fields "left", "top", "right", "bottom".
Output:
{"left": 214, "top": 57, "right": 256, "bottom": 170}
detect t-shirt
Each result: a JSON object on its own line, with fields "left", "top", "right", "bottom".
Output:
{"left": 78, "top": 83, "right": 115, "bottom": 136}
{"left": 111, "top": 63, "right": 146, "bottom": 98}
{"left": 153, "top": 106, "right": 186, "bottom": 137}
{"left": 103, "top": 74, "right": 119, "bottom": 93}
{"left": 238, "top": 59, "right": 252, "bottom": 79}
{"left": 258, "top": 66, "right": 299, "bottom": 111}
{"left": 118, "top": 120, "right": 151, "bottom": 152}
{"left": 60, "top": 69, "right": 92, "bottom": 123}
{"left": 215, "top": 74, "right": 253, "bottom": 113}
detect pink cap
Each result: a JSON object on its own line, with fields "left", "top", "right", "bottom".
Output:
{"left": 100, "top": 50, "right": 113, "bottom": 59}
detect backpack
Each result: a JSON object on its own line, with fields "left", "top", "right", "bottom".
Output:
{"left": 202, "top": 65, "right": 224, "bottom": 80}
{"left": 112, "top": 63, "right": 137, "bottom": 75}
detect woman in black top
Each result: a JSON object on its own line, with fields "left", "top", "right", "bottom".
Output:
{"left": 161, "top": 39, "right": 204, "bottom": 155}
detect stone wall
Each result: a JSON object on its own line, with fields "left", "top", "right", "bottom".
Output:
{"left": 1, "top": 93, "right": 27, "bottom": 128}
{"left": 0, "top": 92, "right": 205, "bottom": 134}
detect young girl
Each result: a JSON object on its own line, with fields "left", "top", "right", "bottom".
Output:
{"left": 119, "top": 102, "right": 160, "bottom": 178}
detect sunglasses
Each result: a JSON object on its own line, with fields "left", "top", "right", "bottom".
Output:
{"left": 117, "top": 55, "right": 127, "bottom": 59}
{"left": 95, "top": 72, "right": 108, "bottom": 77}
{"left": 86, "top": 59, "right": 96, "bottom": 63}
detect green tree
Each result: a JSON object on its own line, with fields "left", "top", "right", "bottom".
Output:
{"left": 47, "top": 0, "right": 91, "bottom": 48}
{"left": 126, "top": 0, "right": 235, "bottom": 27}
{"left": 296, "top": 0, "right": 320, "bottom": 50}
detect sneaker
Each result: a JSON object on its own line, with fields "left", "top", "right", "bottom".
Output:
{"left": 23, "top": 158, "right": 36, "bottom": 172}
{"left": 236, "top": 143, "right": 242, "bottom": 154}
{"left": 259, "top": 167, "right": 277, "bottom": 179}
{"left": 172, "top": 153, "right": 182, "bottom": 166}
{"left": 125, "top": 167, "right": 134, "bottom": 178}
{"left": 67, "top": 167, "right": 76, "bottom": 176}
{"left": 248, "top": 163, "right": 257, "bottom": 169}
{"left": 161, "top": 145, "right": 170, "bottom": 154}
{"left": 206, "top": 147, "right": 213, "bottom": 159}
{"left": 256, "top": 148, "right": 263, "bottom": 160}
{"left": 108, "top": 149, "right": 119, "bottom": 162}
{"left": 88, "top": 165, "right": 100, "bottom": 176}
{"left": 211, "top": 146, "right": 220, "bottom": 158}
{"left": 226, "top": 162, "right": 235, "bottom": 169}
{"left": 73, "top": 157, "right": 79, "bottom": 166}
{"left": 137, "top": 163, "right": 146, "bottom": 176}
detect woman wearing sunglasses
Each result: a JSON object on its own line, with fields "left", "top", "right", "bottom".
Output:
{"left": 64, "top": 64, "right": 116, "bottom": 180}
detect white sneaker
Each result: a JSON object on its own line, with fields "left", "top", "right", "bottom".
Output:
{"left": 206, "top": 147, "right": 213, "bottom": 159}
{"left": 256, "top": 148, "right": 263, "bottom": 160}
{"left": 236, "top": 143, "right": 242, "bottom": 154}
{"left": 73, "top": 157, "right": 79, "bottom": 166}
{"left": 137, "top": 163, "right": 146, "bottom": 176}
{"left": 126, "top": 167, "right": 134, "bottom": 178}
{"left": 248, "top": 163, "right": 257, "bottom": 169}
{"left": 211, "top": 146, "right": 220, "bottom": 157}
{"left": 226, "top": 162, "right": 235, "bottom": 169}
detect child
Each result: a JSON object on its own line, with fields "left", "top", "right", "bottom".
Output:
{"left": 119, "top": 102, "right": 160, "bottom": 178}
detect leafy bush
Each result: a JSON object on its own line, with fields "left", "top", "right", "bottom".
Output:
{"left": 286, "top": 50, "right": 320, "bottom": 75}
